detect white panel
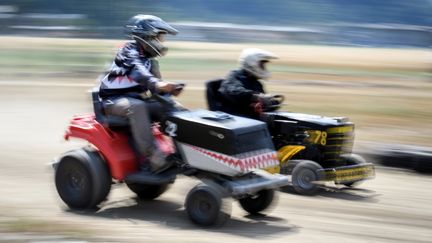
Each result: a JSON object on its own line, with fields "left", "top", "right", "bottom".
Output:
{"left": 179, "top": 142, "right": 280, "bottom": 176}
{"left": 180, "top": 143, "right": 240, "bottom": 176}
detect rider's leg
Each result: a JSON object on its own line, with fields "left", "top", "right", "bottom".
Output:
{"left": 104, "top": 97, "right": 170, "bottom": 172}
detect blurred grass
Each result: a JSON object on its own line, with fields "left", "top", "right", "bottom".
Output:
{"left": 0, "top": 37, "right": 430, "bottom": 79}
{"left": 0, "top": 36, "right": 431, "bottom": 146}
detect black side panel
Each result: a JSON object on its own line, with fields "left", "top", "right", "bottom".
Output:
{"left": 164, "top": 111, "right": 274, "bottom": 155}
{"left": 167, "top": 116, "right": 238, "bottom": 154}
{"left": 234, "top": 129, "right": 274, "bottom": 154}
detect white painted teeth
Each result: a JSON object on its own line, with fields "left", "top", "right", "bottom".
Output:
{"left": 188, "top": 144, "right": 278, "bottom": 173}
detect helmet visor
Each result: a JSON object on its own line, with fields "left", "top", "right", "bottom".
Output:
{"left": 259, "top": 60, "right": 269, "bottom": 71}
{"left": 153, "top": 20, "right": 178, "bottom": 35}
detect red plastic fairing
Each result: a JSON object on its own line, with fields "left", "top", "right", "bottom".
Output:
{"left": 64, "top": 114, "right": 137, "bottom": 180}
{"left": 64, "top": 114, "right": 176, "bottom": 180}
{"left": 152, "top": 124, "right": 176, "bottom": 155}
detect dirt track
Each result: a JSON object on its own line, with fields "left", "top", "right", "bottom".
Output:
{"left": 0, "top": 84, "right": 431, "bottom": 242}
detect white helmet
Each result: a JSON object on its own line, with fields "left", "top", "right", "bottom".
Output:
{"left": 238, "top": 48, "right": 278, "bottom": 79}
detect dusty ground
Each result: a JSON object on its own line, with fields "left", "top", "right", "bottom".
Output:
{"left": 0, "top": 84, "right": 431, "bottom": 242}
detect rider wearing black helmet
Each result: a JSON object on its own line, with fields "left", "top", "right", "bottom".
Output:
{"left": 98, "top": 14, "right": 181, "bottom": 173}
{"left": 126, "top": 14, "right": 178, "bottom": 58}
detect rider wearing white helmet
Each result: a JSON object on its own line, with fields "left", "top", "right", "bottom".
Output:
{"left": 218, "top": 48, "right": 279, "bottom": 118}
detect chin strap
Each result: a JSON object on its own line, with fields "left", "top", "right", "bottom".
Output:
{"left": 132, "top": 35, "right": 162, "bottom": 57}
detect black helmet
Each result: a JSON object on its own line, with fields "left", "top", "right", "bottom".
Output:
{"left": 125, "top": 15, "right": 178, "bottom": 57}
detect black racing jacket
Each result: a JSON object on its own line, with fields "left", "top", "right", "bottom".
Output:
{"left": 98, "top": 41, "right": 161, "bottom": 99}
{"left": 218, "top": 69, "right": 265, "bottom": 118}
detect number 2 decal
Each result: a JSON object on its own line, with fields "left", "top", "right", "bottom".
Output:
{"left": 165, "top": 121, "right": 178, "bottom": 137}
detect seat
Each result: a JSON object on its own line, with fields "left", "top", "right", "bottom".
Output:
{"left": 91, "top": 88, "right": 130, "bottom": 128}
{"left": 205, "top": 79, "right": 224, "bottom": 111}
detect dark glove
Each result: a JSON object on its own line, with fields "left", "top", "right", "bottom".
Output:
{"left": 270, "top": 94, "right": 284, "bottom": 106}
{"left": 252, "top": 93, "right": 285, "bottom": 112}
{"left": 253, "top": 93, "right": 276, "bottom": 107}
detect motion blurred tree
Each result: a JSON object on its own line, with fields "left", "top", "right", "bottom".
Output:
{"left": 2, "top": 0, "right": 431, "bottom": 26}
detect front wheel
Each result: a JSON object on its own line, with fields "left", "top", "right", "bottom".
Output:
{"left": 238, "top": 189, "right": 276, "bottom": 215}
{"left": 340, "top": 154, "right": 366, "bottom": 187}
{"left": 291, "top": 160, "right": 324, "bottom": 195}
{"left": 185, "top": 182, "right": 231, "bottom": 227}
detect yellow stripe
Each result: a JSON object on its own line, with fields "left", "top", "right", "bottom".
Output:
{"left": 264, "top": 165, "right": 280, "bottom": 174}
{"left": 277, "top": 145, "right": 305, "bottom": 165}
{"left": 324, "top": 166, "right": 375, "bottom": 182}
{"left": 327, "top": 136, "right": 354, "bottom": 140}
{"left": 327, "top": 126, "right": 354, "bottom": 134}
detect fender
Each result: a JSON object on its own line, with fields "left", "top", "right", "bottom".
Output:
{"left": 64, "top": 114, "right": 137, "bottom": 180}
{"left": 278, "top": 145, "right": 306, "bottom": 166}
{"left": 263, "top": 145, "right": 305, "bottom": 174}
{"left": 64, "top": 114, "right": 175, "bottom": 180}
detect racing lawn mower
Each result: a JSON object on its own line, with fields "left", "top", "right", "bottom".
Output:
{"left": 53, "top": 87, "right": 289, "bottom": 226}
{"left": 206, "top": 79, "right": 375, "bottom": 195}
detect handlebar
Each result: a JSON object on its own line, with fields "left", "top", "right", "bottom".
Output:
{"left": 272, "top": 94, "right": 285, "bottom": 104}
{"left": 174, "top": 83, "right": 185, "bottom": 91}
{"left": 253, "top": 94, "right": 286, "bottom": 114}
{"left": 152, "top": 82, "right": 187, "bottom": 112}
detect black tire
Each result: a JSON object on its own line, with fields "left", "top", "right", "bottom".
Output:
{"left": 279, "top": 160, "right": 301, "bottom": 175}
{"left": 55, "top": 148, "right": 111, "bottom": 210}
{"left": 126, "top": 183, "right": 169, "bottom": 200}
{"left": 340, "top": 154, "right": 366, "bottom": 187}
{"left": 238, "top": 189, "right": 276, "bottom": 215}
{"left": 185, "top": 182, "right": 231, "bottom": 227}
{"left": 413, "top": 156, "right": 432, "bottom": 174}
{"left": 291, "top": 160, "right": 324, "bottom": 195}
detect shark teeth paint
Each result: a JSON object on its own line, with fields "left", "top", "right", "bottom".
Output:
{"left": 180, "top": 142, "right": 279, "bottom": 176}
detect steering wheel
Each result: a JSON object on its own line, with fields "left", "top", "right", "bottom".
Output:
{"left": 152, "top": 82, "right": 187, "bottom": 112}
{"left": 271, "top": 94, "right": 285, "bottom": 105}
{"left": 253, "top": 94, "right": 285, "bottom": 114}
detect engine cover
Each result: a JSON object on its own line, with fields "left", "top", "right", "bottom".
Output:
{"left": 163, "top": 110, "right": 279, "bottom": 176}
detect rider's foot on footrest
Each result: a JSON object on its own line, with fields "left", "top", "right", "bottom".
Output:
{"left": 125, "top": 166, "right": 181, "bottom": 185}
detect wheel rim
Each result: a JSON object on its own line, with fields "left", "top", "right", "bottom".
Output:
{"left": 194, "top": 193, "right": 215, "bottom": 219}
{"left": 66, "top": 170, "right": 86, "bottom": 192}
{"left": 296, "top": 169, "right": 316, "bottom": 189}
{"left": 56, "top": 158, "right": 92, "bottom": 208}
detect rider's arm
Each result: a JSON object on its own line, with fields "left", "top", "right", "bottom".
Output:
{"left": 125, "top": 44, "right": 179, "bottom": 95}
{"left": 121, "top": 43, "right": 160, "bottom": 94}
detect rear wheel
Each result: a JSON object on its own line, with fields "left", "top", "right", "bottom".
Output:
{"left": 185, "top": 182, "right": 231, "bottom": 227}
{"left": 126, "top": 183, "right": 169, "bottom": 200}
{"left": 291, "top": 160, "right": 324, "bottom": 195}
{"left": 238, "top": 189, "right": 276, "bottom": 215}
{"left": 55, "top": 148, "right": 111, "bottom": 209}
